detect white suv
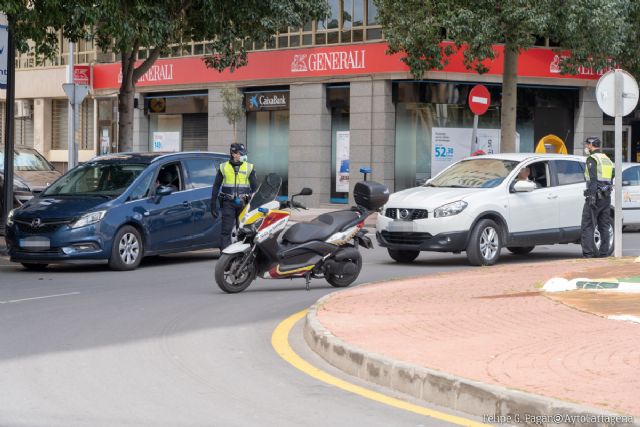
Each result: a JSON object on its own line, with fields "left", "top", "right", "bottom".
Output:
{"left": 377, "top": 153, "right": 615, "bottom": 265}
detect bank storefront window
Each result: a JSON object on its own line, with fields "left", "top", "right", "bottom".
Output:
{"left": 393, "top": 82, "right": 577, "bottom": 191}
{"left": 245, "top": 89, "right": 290, "bottom": 198}
{"left": 146, "top": 92, "right": 208, "bottom": 152}
{"left": 327, "top": 85, "right": 350, "bottom": 204}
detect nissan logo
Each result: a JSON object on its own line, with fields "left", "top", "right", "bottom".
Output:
{"left": 31, "top": 218, "right": 42, "bottom": 228}
{"left": 399, "top": 209, "right": 410, "bottom": 219}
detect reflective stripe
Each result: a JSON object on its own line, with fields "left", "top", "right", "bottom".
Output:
{"left": 585, "top": 153, "right": 613, "bottom": 183}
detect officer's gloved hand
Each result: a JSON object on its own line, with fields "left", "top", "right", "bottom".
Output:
{"left": 212, "top": 204, "right": 219, "bottom": 218}
{"left": 587, "top": 194, "right": 597, "bottom": 208}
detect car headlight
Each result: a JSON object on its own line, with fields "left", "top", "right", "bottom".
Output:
{"left": 6, "top": 209, "right": 16, "bottom": 226}
{"left": 70, "top": 210, "right": 106, "bottom": 229}
{"left": 434, "top": 201, "right": 468, "bottom": 218}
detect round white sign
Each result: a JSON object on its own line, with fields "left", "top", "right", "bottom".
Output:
{"left": 596, "top": 69, "right": 639, "bottom": 117}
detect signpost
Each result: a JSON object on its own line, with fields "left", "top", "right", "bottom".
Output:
{"left": 62, "top": 42, "right": 91, "bottom": 170}
{"left": 468, "top": 85, "right": 491, "bottom": 154}
{"left": 595, "top": 69, "right": 639, "bottom": 258}
{"left": 1, "top": 13, "right": 15, "bottom": 231}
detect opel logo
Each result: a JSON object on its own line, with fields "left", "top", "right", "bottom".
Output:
{"left": 31, "top": 218, "right": 42, "bottom": 228}
{"left": 399, "top": 209, "right": 410, "bottom": 219}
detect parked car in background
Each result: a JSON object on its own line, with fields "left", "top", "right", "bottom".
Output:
{"left": 0, "top": 145, "right": 61, "bottom": 221}
{"left": 5, "top": 151, "right": 226, "bottom": 271}
{"left": 621, "top": 162, "right": 640, "bottom": 229}
{"left": 377, "top": 153, "right": 616, "bottom": 266}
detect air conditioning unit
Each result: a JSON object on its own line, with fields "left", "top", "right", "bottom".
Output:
{"left": 14, "top": 100, "right": 32, "bottom": 118}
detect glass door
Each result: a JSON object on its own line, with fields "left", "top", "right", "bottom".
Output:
{"left": 602, "top": 125, "right": 631, "bottom": 162}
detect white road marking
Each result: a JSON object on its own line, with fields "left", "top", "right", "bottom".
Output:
{"left": 0, "top": 292, "right": 80, "bottom": 304}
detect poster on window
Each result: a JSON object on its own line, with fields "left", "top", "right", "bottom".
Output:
{"left": 431, "top": 128, "right": 518, "bottom": 176}
{"left": 335, "top": 131, "right": 350, "bottom": 193}
{"left": 152, "top": 132, "right": 180, "bottom": 152}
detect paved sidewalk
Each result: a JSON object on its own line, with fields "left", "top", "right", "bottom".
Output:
{"left": 305, "top": 258, "right": 640, "bottom": 425}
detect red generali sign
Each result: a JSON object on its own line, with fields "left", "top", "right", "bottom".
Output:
{"left": 468, "top": 84, "right": 491, "bottom": 115}
{"left": 92, "top": 42, "right": 611, "bottom": 90}
{"left": 73, "top": 65, "right": 91, "bottom": 85}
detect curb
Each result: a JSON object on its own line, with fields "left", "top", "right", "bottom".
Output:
{"left": 304, "top": 293, "right": 639, "bottom": 427}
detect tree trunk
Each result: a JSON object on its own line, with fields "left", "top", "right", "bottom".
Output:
{"left": 500, "top": 46, "right": 519, "bottom": 153}
{"left": 118, "top": 81, "right": 136, "bottom": 152}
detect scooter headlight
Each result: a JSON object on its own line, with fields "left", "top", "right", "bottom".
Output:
{"left": 6, "top": 209, "right": 16, "bottom": 226}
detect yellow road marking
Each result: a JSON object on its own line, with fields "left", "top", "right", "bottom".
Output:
{"left": 271, "top": 310, "right": 490, "bottom": 427}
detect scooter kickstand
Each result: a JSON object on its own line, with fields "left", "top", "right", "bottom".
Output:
{"left": 305, "top": 273, "right": 311, "bottom": 291}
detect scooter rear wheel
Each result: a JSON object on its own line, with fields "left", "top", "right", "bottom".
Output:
{"left": 215, "top": 253, "right": 255, "bottom": 293}
{"left": 326, "top": 250, "right": 362, "bottom": 288}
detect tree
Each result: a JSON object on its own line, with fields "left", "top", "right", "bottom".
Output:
{"left": 375, "top": 0, "right": 633, "bottom": 152}
{"left": 4, "top": 0, "right": 329, "bottom": 150}
{"left": 220, "top": 85, "right": 245, "bottom": 144}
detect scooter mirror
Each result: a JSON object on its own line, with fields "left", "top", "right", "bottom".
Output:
{"left": 298, "top": 188, "right": 312, "bottom": 196}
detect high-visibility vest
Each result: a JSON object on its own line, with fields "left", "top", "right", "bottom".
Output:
{"left": 584, "top": 153, "right": 613, "bottom": 183}
{"left": 220, "top": 161, "right": 254, "bottom": 195}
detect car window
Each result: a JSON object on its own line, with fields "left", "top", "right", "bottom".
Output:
{"left": 183, "top": 158, "right": 221, "bottom": 189}
{"left": 528, "top": 161, "right": 550, "bottom": 188}
{"left": 622, "top": 166, "right": 640, "bottom": 186}
{"left": 155, "top": 163, "right": 184, "bottom": 192}
{"left": 428, "top": 159, "right": 519, "bottom": 188}
{"left": 553, "top": 160, "right": 585, "bottom": 186}
{"left": 128, "top": 172, "right": 154, "bottom": 201}
{"left": 43, "top": 163, "right": 147, "bottom": 198}
{"left": 0, "top": 148, "right": 55, "bottom": 172}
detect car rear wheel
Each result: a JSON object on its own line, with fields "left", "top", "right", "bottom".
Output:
{"left": 387, "top": 249, "right": 420, "bottom": 263}
{"left": 466, "top": 219, "right": 502, "bottom": 266}
{"left": 507, "top": 246, "right": 535, "bottom": 255}
{"left": 109, "top": 226, "right": 143, "bottom": 271}
{"left": 21, "top": 263, "right": 49, "bottom": 271}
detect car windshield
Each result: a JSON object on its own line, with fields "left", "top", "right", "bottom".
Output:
{"left": 250, "top": 173, "right": 282, "bottom": 210}
{"left": 42, "top": 163, "right": 148, "bottom": 198}
{"left": 427, "top": 159, "right": 520, "bottom": 188}
{"left": 0, "top": 148, "right": 55, "bottom": 172}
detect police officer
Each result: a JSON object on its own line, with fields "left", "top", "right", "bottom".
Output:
{"left": 581, "top": 137, "right": 614, "bottom": 258}
{"left": 211, "top": 143, "right": 257, "bottom": 249}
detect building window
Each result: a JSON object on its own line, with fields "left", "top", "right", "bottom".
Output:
{"left": 327, "top": 85, "right": 350, "bottom": 203}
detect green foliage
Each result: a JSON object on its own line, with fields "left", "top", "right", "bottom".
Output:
{"left": 375, "top": 0, "right": 633, "bottom": 78}
{"left": 220, "top": 85, "right": 245, "bottom": 143}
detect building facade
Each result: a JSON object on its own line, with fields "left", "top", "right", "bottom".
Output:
{"left": 2, "top": 0, "right": 639, "bottom": 207}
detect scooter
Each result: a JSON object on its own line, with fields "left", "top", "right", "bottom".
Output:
{"left": 214, "top": 169, "right": 389, "bottom": 293}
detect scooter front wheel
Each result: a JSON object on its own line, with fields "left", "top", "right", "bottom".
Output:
{"left": 215, "top": 253, "right": 255, "bottom": 293}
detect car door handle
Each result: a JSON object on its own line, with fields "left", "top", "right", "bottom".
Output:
{"left": 182, "top": 201, "right": 191, "bottom": 207}
{"left": 547, "top": 194, "right": 558, "bottom": 199}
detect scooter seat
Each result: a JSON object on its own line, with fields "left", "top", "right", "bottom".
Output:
{"left": 282, "top": 210, "right": 361, "bottom": 244}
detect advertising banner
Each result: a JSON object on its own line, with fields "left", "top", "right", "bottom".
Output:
{"left": 432, "top": 128, "right": 511, "bottom": 175}
{"left": 335, "top": 131, "right": 350, "bottom": 193}
{"left": 152, "top": 132, "right": 180, "bottom": 152}
{"left": 0, "top": 20, "right": 8, "bottom": 90}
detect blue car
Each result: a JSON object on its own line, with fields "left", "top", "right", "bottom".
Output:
{"left": 5, "top": 152, "right": 226, "bottom": 270}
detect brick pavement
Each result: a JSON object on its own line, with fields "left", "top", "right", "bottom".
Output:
{"left": 316, "top": 258, "right": 640, "bottom": 416}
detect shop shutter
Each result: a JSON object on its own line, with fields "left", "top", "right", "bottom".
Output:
{"left": 182, "top": 113, "right": 208, "bottom": 151}
{"left": 81, "top": 99, "right": 94, "bottom": 150}
{"left": 52, "top": 100, "right": 68, "bottom": 150}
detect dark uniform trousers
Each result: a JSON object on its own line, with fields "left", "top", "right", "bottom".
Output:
{"left": 220, "top": 199, "right": 244, "bottom": 250}
{"left": 580, "top": 194, "right": 611, "bottom": 257}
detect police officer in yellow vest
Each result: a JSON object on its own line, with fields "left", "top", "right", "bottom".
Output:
{"left": 211, "top": 143, "right": 257, "bottom": 249}
{"left": 581, "top": 137, "right": 614, "bottom": 257}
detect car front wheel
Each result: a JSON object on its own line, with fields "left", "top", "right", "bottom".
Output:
{"left": 466, "top": 219, "right": 502, "bottom": 266}
{"left": 109, "top": 226, "right": 143, "bottom": 271}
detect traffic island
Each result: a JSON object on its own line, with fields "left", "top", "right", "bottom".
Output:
{"left": 304, "top": 258, "right": 639, "bottom": 426}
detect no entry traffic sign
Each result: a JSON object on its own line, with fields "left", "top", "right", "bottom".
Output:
{"left": 468, "top": 85, "right": 491, "bottom": 115}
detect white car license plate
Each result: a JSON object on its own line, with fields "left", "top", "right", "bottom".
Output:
{"left": 20, "top": 236, "right": 51, "bottom": 250}
{"left": 388, "top": 221, "right": 415, "bottom": 232}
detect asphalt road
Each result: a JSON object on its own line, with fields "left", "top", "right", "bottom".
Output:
{"left": 0, "top": 233, "right": 638, "bottom": 427}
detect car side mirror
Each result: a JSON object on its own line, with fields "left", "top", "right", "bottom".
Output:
{"left": 513, "top": 180, "right": 536, "bottom": 193}
{"left": 622, "top": 180, "right": 631, "bottom": 187}
{"left": 298, "top": 187, "right": 312, "bottom": 196}
{"left": 156, "top": 185, "right": 173, "bottom": 197}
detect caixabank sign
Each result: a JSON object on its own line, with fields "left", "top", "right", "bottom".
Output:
{"left": 244, "top": 91, "right": 289, "bottom": 111}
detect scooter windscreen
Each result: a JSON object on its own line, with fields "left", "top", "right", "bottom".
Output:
{"left": 249, "top": 173, "right": 282, "bottom": 210}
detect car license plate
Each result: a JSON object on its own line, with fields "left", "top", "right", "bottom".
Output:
{"left": 388, "top": 221, "right": 415, "bottom": 232}
{"left": 20, "top": 236, "right": 51, "bottom": 250}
